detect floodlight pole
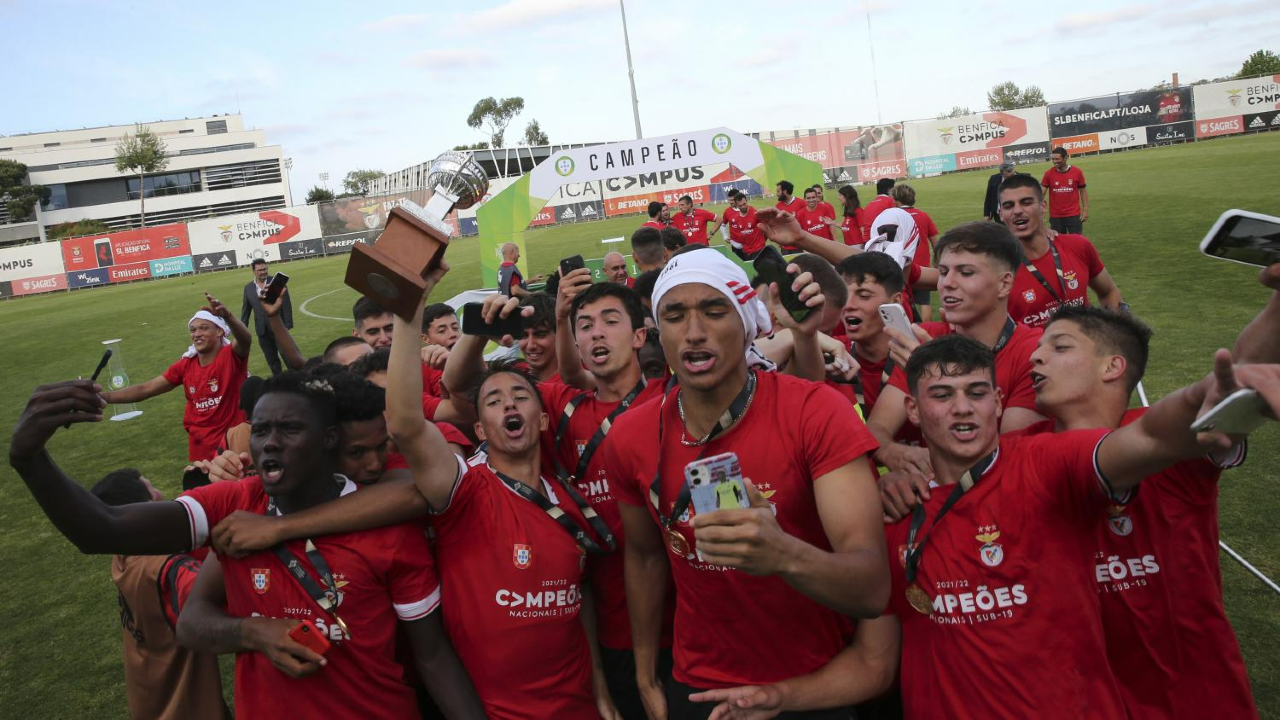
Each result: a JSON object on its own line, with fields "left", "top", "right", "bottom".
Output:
{"left": 619, "top": 0, "right": 644, "bottom": 139}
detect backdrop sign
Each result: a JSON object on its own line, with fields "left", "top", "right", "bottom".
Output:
{"left": 904, "top": 107, "right": 1050, "bottom": 160}
{"left": 1192, "top": 75, "right": 1280, "bottom": 121}
{"left": 1049, "top": 88, "right": 1192, "bottom": 136}
{"left": 14, "top": 273, "right": 67, "bottom": 295}
{"left": 0, "top": 241, "right": 66, "bottom": 282}
{"left": 759, "top": 125, "right": 906, "bottom": 176}
{"left": 189, "top": 206, "right": 321, "bottom": 265}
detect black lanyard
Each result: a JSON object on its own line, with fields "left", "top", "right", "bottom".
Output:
{"left": 493, "top": 470, "right": 616, "bottom": 555}
{"left": 554, "top": 380, "right": 647, "bottom": 484}
{"left": 1023, "top": 239, "right": 1066, "bottom": 303}
{"left": 265, "top": 483, "right": 350, "bottom": 637}
{"left": 903, "top": 449, "right": 999, "bottom": 587}
{"left": 991, "top": 316, "right": 1016, "bottom": 354}
{"left": 648, "top": 371, "right": 757, "bottom": 529}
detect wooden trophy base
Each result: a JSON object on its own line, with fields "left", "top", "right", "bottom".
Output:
{"left": 344, "top": 205, "right": 450, "bottom": 320}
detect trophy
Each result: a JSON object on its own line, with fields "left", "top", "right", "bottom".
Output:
{"left": 344, "top": 151, "right": 489, "bottom": 319}
{"left": 102, "top": 339, "right": 143, "bottom": 421}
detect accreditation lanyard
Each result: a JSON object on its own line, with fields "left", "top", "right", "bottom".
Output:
{"left": 553, "top": 380, "right": 647, "bottom": 485}
{"left": 878, "top": 316, "right": 1014, "bottom": 388}
{"left": 1023, "top": 240, "right": 1067, "bottom": 303}
{"left": 265, "top": 496, "right": 350, "bottom": 638}
{"left": 648, "top": 371, "right": 757, "bottom": 533}
{"left": 493, "top": 470, "right": 616, "bottom": 555}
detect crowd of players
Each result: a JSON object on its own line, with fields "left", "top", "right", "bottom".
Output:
{"left": 9, "top": 161, "right": 1279, "bottom": 719}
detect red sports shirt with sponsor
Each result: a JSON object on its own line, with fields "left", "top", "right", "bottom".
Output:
{"left": 176, "top": 475, "right": 439, "bottom": 720}
{"left": 1019, "top": 411, "right": 1257, "bottom": 719}
{"left": 885, "top": 431, "right": 1127, "bottom": 719}
{"left": 1041, "top": 165, "right": 1087, "bottom": 218}
{"left": 860, "top": 195, "right": 895, "bottom": 237}
{"left": 538, "top": 379, "right": 673, "bottom": 650}
{"left": 671, "top": 208, "right": 718, "bottom": 245}
{"left": 605, "top": 371, "right": 878, "bottom": 688}
{"left": 795, "top": 205, "right": 835, "bottom": 241}
{"left": 431, "top": 458, "right": 596, "bottom": 719}
{"left": 839, "top": 210, "right": 867, "bottom": 246}
{"left": 903, "top": 207, "right": 938, "bottom": 267}
{"left": 722, "top": 206, "right": 765, "bottom": 255}
{"left": 775, "top": 196, "right": 806, "bottom": 215}
{"left": 887, "top": 321, "right": 1041, "bottom": 413}
{"left": 163, "top": 344, "right": 249, "bottom": 461}
{"left": 1009, "top": 235, "right": 1105, "bottom": 328}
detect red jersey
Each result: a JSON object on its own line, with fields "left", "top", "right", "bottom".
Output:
{"left": 860, "top": 195, "right": 895, "bottom": 238}
{"left": 1020, "top": 411, "right": 1256, "bottom": 719}
{"left": 606, "top": 372, "right": 878, "bottom": 688}
{"left": 163, "top": 344, "right": 249, "bottom": 461}
{"left": 774, "top": 196, "right": 805, "bottom": 215}
{"left": 671, "top": 208, "right": 718, "bottom": 245}
{"left": 431, "top": 457, "right": 596, "bottom": 719}
{"left": 795, "top": 205, "right": 835, "bottom": 241}
{"left": 421, "top": 363, "right": 444, "bottom": 398}
{"left": 1010, "top": 235, "right": 1105, "bottom": 328}
{"left": 538, "top": 379, "right": 672, "bottom": 650}
{"left": 903, "top": 207, "right": 938, "bottom": 267}
{"left": 816, "top": 201, "right": 836, "bottom": 216}
{"left": 1041, "top": 166, "right": 1087, "bottom": 218}
{"left": 722, "top": 206, "right": 766, "bottom": 255}
{"left": 640, "top": 220, "right": 667, "bottom": 231}
{"left": 887, "top": 321, "right": 1040, "bottom": 413}
{"left": 1156, "top": 93, "right": 1185, "bottom": 124}
{"left": 885, "top": 430, "right": 1127, "bottom": 719}
{"left": 848, "top": 344, "right": 923, "bottom": 446}
{"left": 839, "top": 210, "right": 867, "bottom": 246}
{"left": 176, "top": 476, "right": 439, "bottom": 720}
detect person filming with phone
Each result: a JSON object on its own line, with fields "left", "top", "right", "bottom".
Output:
{"left": 241, "top": 259, "right": 293, "bottom": 376}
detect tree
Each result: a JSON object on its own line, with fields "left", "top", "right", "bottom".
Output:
{"left": 522, "top": 119, "right": 549, "bottom": 146}
{"left": 986, "top": 81, "right": 1046, "bottom": 111}
{"left": 1238, "top": 49, "right": 1280, "bottom": 78}
{"left": 341, "top": 169, "right": 383, "bottom": 197}
{"left": 0, "top": 160, "right": 49, "bottom": 223}
{"left": 452, "top": 141, "right": 491, "bottom": 151}
{"left": 47, "top": 219, "right": 110, "bottom": 239}
{"left": 114, "top": 125, "right": 169, "bottom": 228}
{"left": 936, "top": 106, "right": 972, "bottom": 119}
{"left": 466, "top": 96, "right": 525, "bottom": 148}
{"left": 305, "top": 186, "right": 335, "bottom": 204}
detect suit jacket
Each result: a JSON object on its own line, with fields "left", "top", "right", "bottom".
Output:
{"left": 240, "top": 279, "right": 292, "bottom": 335}
{"left": 983, "top": 173, "right": 1004, "bottom": 219}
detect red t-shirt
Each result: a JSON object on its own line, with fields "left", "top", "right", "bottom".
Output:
{"left": 176, "top": 476, "right": 439, "bottom": 720}
{"left": 722, "top": 207, "right": 765, "bottom": 255}
{"left": 816, "top": 201, "right": 836, "bottom": 217}
{"left": 420, "top": 363, "right": 444, "bottom": 421}
{"left": 887, "top": 321, "right": 1040, "bottom": 413}
{"left": 671, "top": 209, "right": 718, "bottom": 245}
{"left": 774, "top": 197, "right": 806, "bottom": 215}
{"left": 839, "top": 210, "right": 867, "bottom": 246}
{"left": 795, "top": 205, "right": 835, "bottom": 241}
{"left": 860, "top": 196, "right": 895, "bottom": 238}
{"left": 640, "top": 220, "right": 667, "bottom": 231}
{"left": 1019, "top": 411, "right": 1256, "bottom": 718}
{"left": 1010, "top": 235, "right": 1106, "bottom": 328}
{"left": 538, "top": 379, "right": 672, "bottom": 650}
{"left": 431, "top": 458, "right": 596, "bottom": 719}
{"left": 848, "top": 345, "right": 923, "bottom": 447}
{"left": 1041, "top": 166, "right": 1087, "bottom": 218}
{"left": 1156, "top": 93, "right": 1185, "bottom": 124}
{"left": 885, "top": 431, "right": 1126, "bottom": 719}
{"left": 903, "top": 207, "right": 938, "bottom": 267}
{"left": 163, "top": 344, "right": 249, "bottom": 461}
{"left": 605, "top": 372, "right": 878, "bottom": 688}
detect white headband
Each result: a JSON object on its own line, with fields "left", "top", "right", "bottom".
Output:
{"left": 183, "top": 310, "right": 231, "bottom": 358}
{"left": 651, "top": 248, "right": 772, "bottom": 348}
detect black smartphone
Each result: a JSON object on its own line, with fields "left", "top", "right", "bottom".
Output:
{"left": 1200, "top": 210, "right": 1280, "bottom": 268}
{"left": 560, "top": 254, "right": 586, "bottom": 276}
{"left": 461, "top": 301, "right": 524, "bottom": 338}
{"left": 753, "top": 246, "right": 811, "bottom": 323}
{"left": 262, "top": 272, "right": 290, "bottom": 304}
{"left": 182, "top": 466, "right": 211, "bottom": 491}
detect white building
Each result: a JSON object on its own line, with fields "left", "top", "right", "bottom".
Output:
{"left": 0, "top": 114, "right": 290, "bottom": 244}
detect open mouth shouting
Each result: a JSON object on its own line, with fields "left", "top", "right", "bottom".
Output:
{"left": 949, "top": 422, "right": 979, "bottom": 442}
{"left": 681, "top": 348, "right": 717, "bottom": 375}
{"left": 502, "top": 411, "right": 527, "bottom": 440}
{"left": 259, "top": 457, "right": 285, "bottom": 486}
{"left": 1030, "top": 371, "right": 1047, "bottom": 392}
{"left": 588, "top": 345, "right": 611, "bottom": 366}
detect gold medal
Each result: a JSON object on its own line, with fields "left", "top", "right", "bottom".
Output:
{"left": 665, "top": 528, "right": 689, "bottom": 557}
{"left": 905, "top": 583, "right": 933, "bottom": 615}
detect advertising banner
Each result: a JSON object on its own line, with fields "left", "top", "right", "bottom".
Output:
{"left": 605, "top": 194, "right": 652, "bottom": 217}
{"left": 65, "top": 267, "right": 110, "bottom": 289}
{"left": 318, "top": 189, "right": 431, "bottom": 242}
{"left": 1097, "top": 128, "right": 1146, "bottom": 151}
{"left": 1049, "top": 88, "right": 1192, "bottom": 136}
{"left": 61, "top": 235, "right": 99, "bottom": 271}
{"left": 1053, "top": 133, "right": 1101, "bottom": 155}
{"left": 710, "top": 178, "right": 763, "bottom": 202}
{"left": 1145, "top": 121, "right": 1194, "bottom": 145}
{"left": 192, "top": 250, "right": 238, "bottom": 271}
{"left": 955, "top": 148, "right": 1004, "bottom": 171}
{"left": 909, "top": 154, "right": 957, "bottom": 177}
{"left": 1244, "top": 110, "right": 1280, "bottom": 132}
{"left": 14, "top": 273, "right": 67, "bottom": 295}
{"left": 904, "top": 107, "right": 1050, "bottom": 159}
{"left": 1195, "top": 116, "right": 1244, "bottom": 139}
{"left": 857, "top": 159, "right": 908, "bottom": 183}
{"left": 1002, "top": 142, "right": 1051, "bottom": 165}
{"left": 527, "top": 207, "right": 556, "bottom": 228}
{"left": 149, "top": 256, "right": 193, "bottom": 277}
{"left": 320, "top": 235, "right": 368, "bottom": 255}
{"left": 575, "top": 200, "right": 605, "bottom": 221}
{"left": 109, "top": 262, "right": 152, "bottom": 283}
{"left": 0, "top": 241, "right": 66, "bottom": 282}
{"left": 459, "top": 217, "right": 479, "bottom": 236}
{"left": 0, "top": 280, "right": 11, "bottom": 298}
{"left": 547, "top": 180, "right": 605, "bottom": 208}
{"left": 105, "top": 224, "right": 190, "bottom": 264}
{"left": 189, "top": 206, "right": 322, "bottom": 263}
{"left": 278, "top": 238, "right": 324, "bottom": 261}
{"left": 1192, "top": 75, "right": 1280, "bottom": 120}
{"left": 760, "top": 125, "right": 906, "bottom": 173}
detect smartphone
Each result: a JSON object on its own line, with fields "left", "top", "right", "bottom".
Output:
{"left": 461, "top": 301, "right": 524, "bottom": 338}
{"left": 1200, "top": 209, "right": 1280, "bottom": 268}
{"left": 182, "top": 466, "right": 210, "bottom": 491}
{"left": 753, "top": 246, "right": 811, "bottom": 323}
{"left": 878, "top": 303, "right": 915, "bottom": 340}
{"left": 559, "top": 254, "right": 586, "bottom": 276}
{"left": 288, "top": 619, "right": 331, "bottom": 657}
{"left": 261, "top": 272, "right": 290, "bottom": 304}
{"left": 1190, "top": 388, "right": 1272, "bottom": 435}
{"left": 687, "top": 452, "right": 749, "bottom": 516}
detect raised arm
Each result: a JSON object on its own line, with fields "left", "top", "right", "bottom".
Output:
{"left": 756, "top": 207, "right": 860, "bottom": 266}
{"left": 1089, "top": 269, "right": 1124, "bottom": 310}
{"left": 9, "top": 380, "right": 194, "bottom": 555}
{"left": 402, "top": 613, "right": 487, "bottom": 720}
{"left": 442, "top": 293, "right": 526, "bottom": 398}
{"left": 102, "top": 374, "right": 178, "bottom": 404}
{"left": 1232, "top": 264, "right": 1280, "bottom": 364}
{"left": 262, "top": 287, "right": 306, "bottom": 371}
{"left": 203, "top": 291, "right": 253, "bottom": 359}
{"left": 866, "top": 385, "right": 934, "bottom": 477}
{"left": 620, "top": 501, "right": 672, "bottom": 720}
{"left": 556, "top": 267, "right": 597, "bottom": 391}
{"left": 765, "top": 266, "right": 829, "bottom": 382}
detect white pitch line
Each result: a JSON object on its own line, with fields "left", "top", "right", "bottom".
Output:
{"left": 300, "top": 288, "right": 350, "bottom": 322}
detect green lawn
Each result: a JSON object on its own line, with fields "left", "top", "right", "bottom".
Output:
{"left": 1, "top": 132, "right": 1278, "bottom": 717}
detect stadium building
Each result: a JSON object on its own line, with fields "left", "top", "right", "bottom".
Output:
{"left": 0, "top": 114, "right": 290, "bottom": 244}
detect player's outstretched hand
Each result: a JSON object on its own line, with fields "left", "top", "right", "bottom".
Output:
{"left": 877, "top": 442, "right": 934, "bottom": 479}
{"left": 885, "top": 324, "right": 930, "bottom": 369}
{"left": 477, "top": 292, "right": 529, "bottom": 344}
{"left": 556, "top": 267, "right": 594, "bottom": 322}
{"left": 879, "top": 471, "right": 932, "bottom": 523}
{"left": 766, "top": 265, "right": 825, "bottom": 336}
{"left": 421, "top": 344, "right": 450, "bottom": 370}
{"left": 689, "top": 684, "right": 785, "bottom": 720}
{"left": 202, "top": 291, "right": 230, "bottom": 319}
{"left": 693, "top": 480, "right": 793, "bottom": 574}
{"left": 754, "top": 207, "right": 804, "bottom": 247}
{"left": 212, "top": 510, "right": 283, "bottom": 558}
{"left": 243, "top": 617, "right": 326, "bottom": 678}
{"left": 10, "top": 380, "right": 105, "bottom": 461}
{"left": 258, "top": 286, "right": 288, "bottom": 318}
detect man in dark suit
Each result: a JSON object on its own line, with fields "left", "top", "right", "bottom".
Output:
{"left": 983, "top": 162, "right": 1016, "bottom": 222}
{"left": 239, "top": 259, "right": 292, "bottom": 375}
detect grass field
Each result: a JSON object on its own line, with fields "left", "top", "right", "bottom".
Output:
{"left": 2, "top": 132, "right": 1278, "bottom": 717}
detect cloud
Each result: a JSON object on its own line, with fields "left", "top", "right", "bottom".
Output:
{"left": 1055, "top": 4, "right": 1157, "bottom": 31}
{"left": 453, "top": 0, "right": 613, "bottom": 32}
{"left": 358, "top": 13, "right": 430, "bottom": 32}
{"left": 404, "top": 48, "right": 494, "bottom": 70}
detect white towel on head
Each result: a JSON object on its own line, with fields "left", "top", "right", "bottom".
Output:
{"left": 183, "top": 310, "right": 231, "bottom": 358}
{"left": 651, "top": 247, "right": 772, "bottom": 349}
{"left": 865, "top": 207, "right": 921, "bottom": 269}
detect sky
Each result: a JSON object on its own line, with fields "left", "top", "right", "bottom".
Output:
{"left": 5, "top": 0, "right": 1278, "bottom": 195}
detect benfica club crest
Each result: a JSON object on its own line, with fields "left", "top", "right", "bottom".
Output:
{"left": 513, "top": 544, "right": 533, "bottom": 570}
{"left": 1064, "top": 271, "right": 1080, "bottom": 290}
{"left": 1107, "top": 505, "right": 1133, "bottom": 536}
{"left": 251, "top": 568, "right": 270, "bottom": 594}
{"left": 1023, "top": 289, "right": 1036, "bottom": 303}
{"left": 207, "top": 378, "right": 219, "bottom": 393}
{"left": 976, "top": 525, "right": 1004, "bottom": 567}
